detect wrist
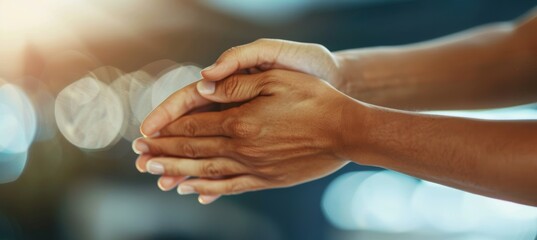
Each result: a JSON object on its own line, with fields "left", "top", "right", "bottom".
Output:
{"left": 332, "top": 52, "right": 350, "bottom": 93}
{"left": 335, "top": 97, "right": 377, "bottom": 165}
{"left": 332, "top": 50, "right": 372, "bottom": 98}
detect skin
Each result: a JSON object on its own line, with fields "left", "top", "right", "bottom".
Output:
{"left": 135, "top": 10, "right": 537, "bottom": 205}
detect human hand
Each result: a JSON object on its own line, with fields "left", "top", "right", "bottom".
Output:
{"left": 133, "top": 89, "right": 239, "bottom": 194}
{"left": 200, "top": 38, "right": 344, "bottom": 88}
{"left": 133, "top": 101, "right": 214, "bottom": 193}
{"left": 136, "top": 70, "right": 364, "bottom": 204}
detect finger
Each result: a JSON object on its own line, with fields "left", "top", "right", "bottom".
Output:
{"left": 141, "top": 81, "right": 211, "bottom": 138}
{"left": 146, "top": 157, "right": 249, "bottom": 177}
{"left": 196, "top": 72, "right": 276, "bottom": 103}
{"left": 133, "top": 137, "right": 232, "bottom": 158}
{"left": 135, "top": 154, "right": 153, "bottom": 173}
{"left": 201, "top": 39, "right": 284, "bottom": 81}
{"left": 177, "top": 175, "right": 267, "bottom": 196}
{"left": 160, "top": 111, "right": 231, "bottom": 137}
{"left": 158, "top": 176, "right": 189, "bottom": 191}
{"left": 198, "top": 195, "right": 221, "bottom": 205}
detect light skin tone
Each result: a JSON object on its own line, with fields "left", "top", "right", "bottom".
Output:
{"left": 134, "top": 10, "right": 537, "bottom": 205}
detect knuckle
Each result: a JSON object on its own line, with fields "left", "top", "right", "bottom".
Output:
{"left": 201, "top": 161, "right": 222, "bottom": 177}
{"left": 181, "top": 118, "right": 197, "bottom": 136}
{"left": 223, "top": 75, "right": 241, "bottom": 98}
{"left": 227, "top": 181, "right": 246, "bottom": 194}
{"left": 227, "top": 118, "right": 259, "bottom": 138}
{"left": 226, "top": 118, "right": 238, "bottom": 136}
{"left": 310, "top": 43, "right": 327, "bottom": 51}
{"left": 166, "top": 164, "right": 183, "bottom": 176}
{"left": 182, "top": 93, "right": 197, "bottom": 111}
{"left": 222, "top": 46, "right": 235, "bottom": 55}
{"left": 222, "top": 46, "right": 240, "bottom": 60}
{"left": 180, "top": 143, "right": 197, "bottom": 158}
{"left": 228, "top": 46, "right": 239, "bottom": 53}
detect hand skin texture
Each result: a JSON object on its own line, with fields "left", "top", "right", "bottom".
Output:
{"left": 136, "top": 68, "right": 537, "bottom": 206}
{"left": 136, "top": 70, "right": 352, "bottom": 204}
{"left": 135, "top": 9, "right": 537, "bottom": 205}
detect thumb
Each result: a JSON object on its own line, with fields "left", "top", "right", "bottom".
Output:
{"left": 197, "top": 73, "right": 273, "bottom": 103}
{"left": 201, "top": 39, "right": 283, "bottom": 81}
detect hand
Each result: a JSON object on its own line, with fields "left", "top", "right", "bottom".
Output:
{"left": 200, "top": 38, "right": 344, "bottom": 88}
{"left": 133, "top": 85, "right": 238, "bottom": 195}
{"left": 136, "top": 70, "right": 364, "bottom": 204}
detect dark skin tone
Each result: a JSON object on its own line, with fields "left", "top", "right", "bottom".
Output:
{"left": 134, "top": 9, "right": 537, "bottom": 205}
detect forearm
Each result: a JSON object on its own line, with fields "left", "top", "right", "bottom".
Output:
{"left": 334, "top": 12, "right": 537, "bottom": 110}
{"left": 341, "top": 100, "right": 537, "bottom": 206}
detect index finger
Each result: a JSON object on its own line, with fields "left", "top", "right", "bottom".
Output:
{"left": 140, "top": 81, "right": 211, "bottom": 137}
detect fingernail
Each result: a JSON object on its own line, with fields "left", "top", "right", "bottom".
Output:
{"left": 140, "top": 124, "right": 155, "bottom": 138}
{"left": 135, "top": 164, "right": 145, "bottom": 173}
{"left": 178, "top": 185, "right": 195, "bottom": 195}
{"left": 134, "top": 155, "right": 147, "bottom": 173}
{"left": 141, "top": 122, "right": 161, "bottom": 138}
{"left": 132, "top": 138, "right": 149, "bottom": 154}
{"left": 158, "top": 176, "right": 176, "bottom": 191}
{"left": 141, "top": 130, "right": 160, "bottom": 138}
{"left": 202, "top": 64, "right": 216, "bottom": 72}
{"left": 197, "top": 81, "right": 215, "bottom": 95}
{"left": 146, "top": 161, "right": 164, "bottom": 175}
{"left": 199, "top": 195, "right": 220, "bottom": 205}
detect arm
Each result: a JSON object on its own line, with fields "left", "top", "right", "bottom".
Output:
{"left": 342, "top": 100, "right": 537, "bottom": 206}
{"left": 335, "top": 9, "right": 537, "bottom": 110}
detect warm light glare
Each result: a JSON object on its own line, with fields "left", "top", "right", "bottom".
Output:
{"left": 0, "top": 0, "right": 57, "bottom": 36}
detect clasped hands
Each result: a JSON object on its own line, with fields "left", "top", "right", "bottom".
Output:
{"left": 132, "top": 39, "right": 367, "bottom": 204}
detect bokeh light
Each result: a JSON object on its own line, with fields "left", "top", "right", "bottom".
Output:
{"left": 411, "top": 181, "right": 478, "bottom": 232}
{"left": 323, "top": 170, "right": 537, "bottom": 239}
{"left": 115, "top": 71, "right": 153, "bottom": 141}
{"left": 55, "top": 76, "right": 124, "bottom": 150}
{"left": 151, "top": 65, "right": 202, "bottom": 108}
{"left": 351, "top": 171, "right": 421, "bottom": 233}
{"left": 0, "top": 152, "right": 28, "bottom": 184}
{"left": 321, "top": 171, "right": 376, "bottom": 230}
{"left": 24, "top": 78, "right": 58, "bottom": 142}
{"left": 127, "top": 71, "right": 153, "bottom": 124}
{"left": 0, "top": 82, "right": 36, "bottom": 183}
{"left": 53, "top": 63, "right": 203, "bottom": 149}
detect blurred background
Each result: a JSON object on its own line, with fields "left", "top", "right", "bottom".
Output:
{"left": 1, "top": 0, "right": 537, "bottom": 239}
